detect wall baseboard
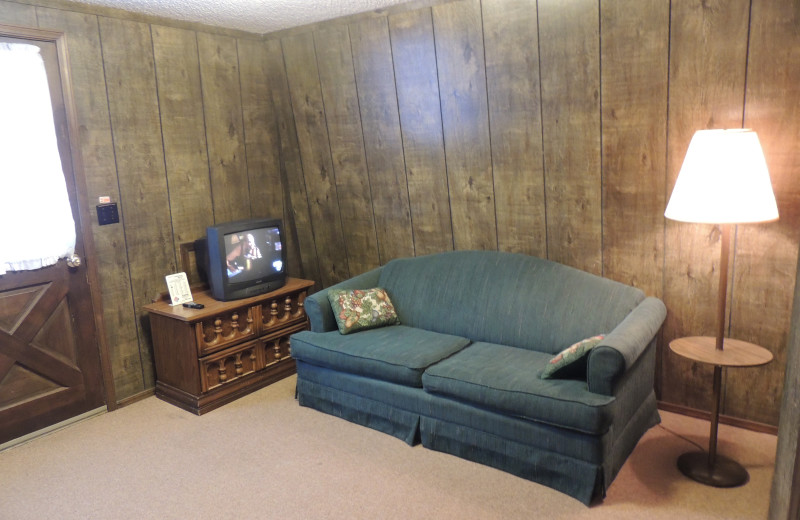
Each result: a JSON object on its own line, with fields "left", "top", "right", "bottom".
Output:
{"left": 116, "top": 388, "right": 156, "bottom": 408}
{"left": 658, "top": 401, "right": 778, "bottom": 436}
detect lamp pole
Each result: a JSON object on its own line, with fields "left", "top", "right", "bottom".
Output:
{"left": 708, "top": 223, "right": 731, "bottom": 470}
{"left": 715, "top": 224, "right": 731, "bottom": 353}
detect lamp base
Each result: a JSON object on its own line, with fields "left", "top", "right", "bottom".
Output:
{"left": 677, "top": 451, "right": 749, "bottom": 487}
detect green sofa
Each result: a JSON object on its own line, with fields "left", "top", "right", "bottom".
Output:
{"left": 290, "top": 251, "right": 666, "bottom": 505}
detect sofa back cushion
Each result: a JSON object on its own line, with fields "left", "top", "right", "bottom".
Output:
{"left": 378, "top": 250, "right": 644, "bottom": 355}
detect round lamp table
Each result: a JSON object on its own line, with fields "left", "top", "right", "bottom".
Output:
{"left": 669, "top": 336, "right": 773, "bottom": 487}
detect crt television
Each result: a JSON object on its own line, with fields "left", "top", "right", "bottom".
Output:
{"left": 195, "top": 217, "right": 287, "bottom": 301}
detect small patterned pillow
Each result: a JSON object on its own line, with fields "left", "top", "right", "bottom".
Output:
{"left": 328, "top": 287, "right": 400, "bottom": 335}
{"left": 541, "top": 335, "right": 605, "bottom": 380}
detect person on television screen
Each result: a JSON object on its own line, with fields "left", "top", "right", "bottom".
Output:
{"left": 243, "top": 233, "right": 262, "bottom": 260}
{"left": 225, "top": 235, "right": 244, "bottom": 276}
{"left": 227, "top": 233, "right": 264, "bottom": 277}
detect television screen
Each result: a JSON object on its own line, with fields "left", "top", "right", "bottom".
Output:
{"left": 224, "top": 227, "right": 283, "bottom": 282}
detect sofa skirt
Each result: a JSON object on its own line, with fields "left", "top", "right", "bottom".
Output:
{"left": 297, "top": 375, "right": 421, "bottom": 446}
{"left": 419, "top": 416, "right": 603, "bottom": 505}
{"left": 294, "top": 361, "right": 629, "bottom": 505}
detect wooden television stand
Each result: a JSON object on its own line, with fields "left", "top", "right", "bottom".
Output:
{"left": 144, "top": 278, "right": 315, "bottom": 415}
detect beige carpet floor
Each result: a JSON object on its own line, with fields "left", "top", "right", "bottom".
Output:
{"left": 0, "top": 375, "right": 777, "bottom": 519}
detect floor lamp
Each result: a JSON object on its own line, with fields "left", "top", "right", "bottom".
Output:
{"left": 664, "top": 129, "right": 778, "bottom": 487}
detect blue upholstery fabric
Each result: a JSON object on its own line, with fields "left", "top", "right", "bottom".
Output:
{"left": 422, "top": 343, "right": 615, "bottom": 434}
{"left": 291, "top": 325, "right": 469, "bottom": 387}
{"left": 296, "top": 360, "right": 612, "bottom": 463}
{"left": 296, "top": 374, "right": 422, "bottom": 445}
{"left": 606, "top": 391, "right": 660, "bottom": 486}
{"left": 419, "top": 417, "right": 603, "bottom": 506}
{"left": 378, "top": 250, "right": 644, "bottom": 355}
{"left": 421, "top": 383, "right": 611, "bottom": 464}
{"left": 587, "top": 296, "right": 667, "bottom": 395}
{"left": 600, "top": 340, "right": 662, "bottom": 485}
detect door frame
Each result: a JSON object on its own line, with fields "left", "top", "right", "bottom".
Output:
{"left": 1, "top": 23, "right": 116, "bottom": 411}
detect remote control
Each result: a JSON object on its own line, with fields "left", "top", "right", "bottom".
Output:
{"left": 183, "top": 302, "right": 204, "bottom": 309}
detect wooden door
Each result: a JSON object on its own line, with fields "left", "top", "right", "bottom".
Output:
{"left": 0, "top": 27, "right": 109, "bottom": 445}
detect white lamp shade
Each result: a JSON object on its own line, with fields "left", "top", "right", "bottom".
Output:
{"left": 665, "top": 129, "right": 779, "bottom": 224}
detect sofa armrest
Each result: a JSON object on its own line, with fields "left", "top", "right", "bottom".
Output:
{"left": 304, "top": 266, "right": 384, "bottom": 332}
{"left": 586, "top": 296, "right": 667, "bottom": 395}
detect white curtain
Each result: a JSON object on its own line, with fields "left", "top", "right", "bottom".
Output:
{"left": 0, "top": 42, "right": 76, "bottom": 275}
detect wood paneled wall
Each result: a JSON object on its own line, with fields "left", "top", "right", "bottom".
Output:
{"left": 3, "top": 0, "right": 799, "bottom": 427}
{"left": 273, "top": 0, "right": 800, "bottom": 427}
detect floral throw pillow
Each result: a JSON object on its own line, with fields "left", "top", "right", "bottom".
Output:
{"left": 541, "top": 335, "right": 605, "bottom": 380}
{"left": 328, "top": 288, "right": 400, "bottom": 335}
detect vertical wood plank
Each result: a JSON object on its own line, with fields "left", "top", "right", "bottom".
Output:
{"left": 432, "top": 0, "right": 497, "bottom": 251}
{"left": 36, "top": 8, "right": 140, "bottom": 401}
{"left": 389, "top": 8, "right": 453, "bottom": 256}
{"left": 237, "top": 38, "right": 282, "bottom": 219}
{"left": 349, "top": 16, "right": 415, "bottom": 263}
{"left": 538, "top": 0, "right": 602, "bottom": 274}
{"left": 197, "top": 32, "right": 250, "bottom": 224}
{"left": 99, "top": 16, "right": 175, "bottom": 391}
{"left": 313, "top": 24, "right": 381, "bottom": 275}
{"left": 0, "top": 1, "right": 36, "bottom": 25}
{"left": 727, "top": 0, "right": 800, "bottom": 424}
{"left": 237, "top": 37, "right": 292, "bottom": 265}
{"left": 239, "top": 37, "right": 304, "bottom": 278}
{"left": 600, "top": 0, "right": 668, "bottom": 296}
{"left": 282, "top": 31, "right": 350, "bottom": 287}
{"left": 482, "top": 0, "right": 546, "bottom": 258}
{"left": 152, "top": 25, "right": 213, "bottom": 281}
{"left": 262, "top": 38, "right": 316, "bottom": 282}
{"left": 661, "top": 0, "right": 750, "bottom": 411}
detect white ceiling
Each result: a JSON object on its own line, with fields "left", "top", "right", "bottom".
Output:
{"left": 73, "top": 0, "right": 416, "bottom": 34}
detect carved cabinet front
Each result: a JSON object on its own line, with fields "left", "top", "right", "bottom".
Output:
{"left": 145, "top": 278, "right": 315, "bottom": 414}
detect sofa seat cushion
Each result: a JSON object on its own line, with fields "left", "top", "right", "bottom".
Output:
{"left": 291, "top": 326, "right": 470, "bottom": 387}
{"left": 421, "top": 342, "right": 616, "bottom": 434}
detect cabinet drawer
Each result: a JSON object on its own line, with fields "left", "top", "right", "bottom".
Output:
{"left": 199, "top": 339, "right": 261, "bottom": 393}
{"left": 257, "top": 290, "right": 309, "bottom": 336}
{"left": 195, "top": 305, "right": 257, "bottom": 356}
{"left": 259, "top": 322, "right": 307, "bottom": 369}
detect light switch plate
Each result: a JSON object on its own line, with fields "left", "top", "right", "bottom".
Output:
{"left": 97, "top": 203, "right": 119, "bottom": 226}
